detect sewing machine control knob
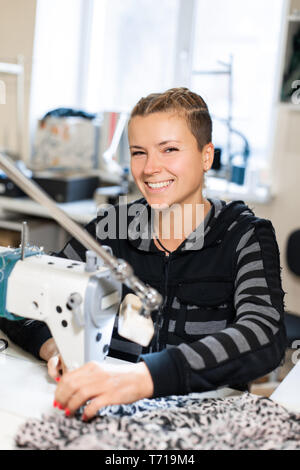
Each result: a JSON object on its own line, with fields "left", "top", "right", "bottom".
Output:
{"left": 67, "top": 292, "right": 84, "bottom": 327}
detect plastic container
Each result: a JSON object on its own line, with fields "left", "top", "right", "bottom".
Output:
{"left": 270, "top": 360, "right": 300, "bottom": 413}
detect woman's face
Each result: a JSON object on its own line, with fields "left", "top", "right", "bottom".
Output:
{"left": 128, "top": 111, "right": 214, "bottom": 209}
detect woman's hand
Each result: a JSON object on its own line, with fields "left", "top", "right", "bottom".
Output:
{"left": 47, "top": 353, "right": 68, "bottom": 380}
{"left": 39, "top": 338, "right": 67, "bottom": 380}
{"left": 54, "top": 361, "right": 154, "bottom": 420}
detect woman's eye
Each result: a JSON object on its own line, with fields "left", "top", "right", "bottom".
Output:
{"left": 165, "top": 147, "right": 178, "bottom": 153}
{"left": 131, "top": 151, "right": 145, "bottom": 157}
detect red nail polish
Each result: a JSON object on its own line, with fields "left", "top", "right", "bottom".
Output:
{"left": 65, "top": 408, "right": 70, "bottom": 417}
{"left": 57, "top": 403, "right": 64, "bottom": 410}
{"left": 53, "top": 400, "right": 57, "bottom": 408}
{"left": 55, "top": 377, "right": 60, "bottom": 382}
{"left": 82, "top": 414, "right": 87, "bottom": 422}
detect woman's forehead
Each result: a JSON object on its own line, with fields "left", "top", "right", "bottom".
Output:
{"left": 128, "top": 112, "right": 191, "bottom": 141}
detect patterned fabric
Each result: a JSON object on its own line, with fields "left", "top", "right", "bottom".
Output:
{"left": 15, "top": 393, "right": 300, "bottom": 450}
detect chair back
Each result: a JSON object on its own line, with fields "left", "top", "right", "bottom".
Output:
{"left": 287, "top": 230, "right": 300, "bottom": 276}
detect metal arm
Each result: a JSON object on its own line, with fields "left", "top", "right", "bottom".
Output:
{"left": 0, "top": 153, "right": 163, "bottom": 316}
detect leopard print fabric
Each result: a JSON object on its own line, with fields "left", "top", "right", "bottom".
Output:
{"left": 15, "top": 393, "right": 300, "bottom": 450}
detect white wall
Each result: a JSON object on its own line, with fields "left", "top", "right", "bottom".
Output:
{"left": 0, "top": 0, "right": 37, "bottom": 162}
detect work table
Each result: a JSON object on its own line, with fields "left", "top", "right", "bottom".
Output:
{"left": 0, "top": 330, "right": 130, "bottom": 450}
{"left": 0, "top": 330, "right": 240, "bottom": 450}
{"left": 1, "top": 331, "right": 299, "bottom": 450}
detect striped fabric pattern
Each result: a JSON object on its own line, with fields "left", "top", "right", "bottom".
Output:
{"left": 178, "top": 223, "right": 281, "bottom": 371}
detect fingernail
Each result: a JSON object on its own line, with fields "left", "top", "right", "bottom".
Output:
{"left": 65, "top": 408, "right": 70, "bottom": 417}
{"left": 82, "top": 413, "right": 88, "bottom": 422}
{"left": 53, "top": 400, "right": 57, "bottom": 408}
{"left": 57, "top": 403, "right": 64, "bottom": 410}
{"left": 55, "top": 377, "right": 60, "bottom": 382}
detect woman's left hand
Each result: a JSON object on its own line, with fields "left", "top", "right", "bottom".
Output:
{"left": 54, "top": 360, "right": 154, "bottom": 421}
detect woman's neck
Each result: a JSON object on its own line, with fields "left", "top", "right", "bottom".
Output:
{"left": 153, "top": 198, "right": 211, "bottom": 253}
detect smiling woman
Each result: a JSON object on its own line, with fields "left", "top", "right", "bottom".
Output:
{"left": 129, "top": 112, "right": 212, "bottom": 209}
{"left": 128, "top": 88, "right": 214, "bottom": 249}
{"left": 0, "top": 87, "right": 287, "bottom": 423}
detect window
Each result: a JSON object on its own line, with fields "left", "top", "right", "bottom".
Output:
{"left": 85, "top": 0, "right": 181, "bottom": 112}
{"left": 30, "top": 0, "right": 285, "bottom": 200}
{"left": 191, "top": 0, "right": 284, "bottom": 200}
{"left": 30, "top": 0, "right": 84, "bottom": 124}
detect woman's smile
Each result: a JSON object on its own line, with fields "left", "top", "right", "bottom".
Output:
{"left": 145, "top": 179, "right": 174, "bottom": 192}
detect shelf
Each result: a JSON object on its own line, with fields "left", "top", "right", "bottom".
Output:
{"left": 0, "top": 62, "right": 23, "bottom": 75}
{"left": 0, "top": 197, "right": 99, "bottom": 225}
{"left": 0, "top": 219, "right": 22, "bottom": 231}
{"left": 287, "top": 14, "right": 300, "bottom": 21}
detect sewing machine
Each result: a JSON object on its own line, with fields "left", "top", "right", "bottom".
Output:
{"left": 0, "top": 242, "right": 157, "bottom": 370}
{"left": 0, "top": 153, "right": 162, "bottom": 370}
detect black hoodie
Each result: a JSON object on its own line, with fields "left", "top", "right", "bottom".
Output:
{"left": 0, "top": 198, "right": 287, "bottom": 397}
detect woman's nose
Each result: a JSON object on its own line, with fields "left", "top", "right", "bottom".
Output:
{"left": 143, "top": 151, "right": 162, "bottom": 175}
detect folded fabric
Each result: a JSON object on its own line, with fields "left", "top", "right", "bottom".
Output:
{"left": 15, "top": 392, "right": 300, "bottom": 450}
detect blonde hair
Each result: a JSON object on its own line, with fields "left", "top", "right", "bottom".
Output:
{"left": 129, "top": 87, "right": 212, "bottom": 151}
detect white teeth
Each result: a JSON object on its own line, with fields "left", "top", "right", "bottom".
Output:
{"left": 147, "top": 180, "right": 173, "bottom": 189}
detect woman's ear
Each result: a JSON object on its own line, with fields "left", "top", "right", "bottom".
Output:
{"left": 202, "top": 143, "right": 214, "bottom": 172}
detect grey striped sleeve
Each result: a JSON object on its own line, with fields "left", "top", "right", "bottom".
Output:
{"left": 62, "top": 243, "right": 84, "bottom": 261}
{"left": 234, "top": 228, "right": 279, "bottom": 322}
{"left": 232, "top": 227, "right": 280, "bottom": 348}
{"left": 178, "top": 343, "right": 206, "bottom": 370}
{"left": 237, "top": 242, "right": 260, "bottom": 264}
{"left": 177, "top": 225, "right": 281, "bottom": 372}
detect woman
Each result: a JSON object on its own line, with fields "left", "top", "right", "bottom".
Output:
{"left": 0, "top": 88, "right": 287, "bottom": 421}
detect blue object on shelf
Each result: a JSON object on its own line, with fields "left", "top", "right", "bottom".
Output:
{"left": 231, "top": 155, "right": 246, "bottom": 185}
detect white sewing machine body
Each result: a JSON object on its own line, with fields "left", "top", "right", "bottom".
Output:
{"left": 1, "top": 246, "right": 122, "bottom": 370}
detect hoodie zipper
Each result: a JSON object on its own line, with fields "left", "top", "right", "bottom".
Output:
{"left": 154, "top": 251, "right": 171, "bottom": 352}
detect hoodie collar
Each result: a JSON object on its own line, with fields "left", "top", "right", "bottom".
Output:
{"left": 127, "top": 198, "right": 253, "bottom": 252}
